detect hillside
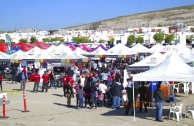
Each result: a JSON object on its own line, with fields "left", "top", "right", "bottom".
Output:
{"left": 63, "top": 5, "right": 194, "bottom": 30}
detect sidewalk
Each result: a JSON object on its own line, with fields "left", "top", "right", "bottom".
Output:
{"left": 0, "top": 81, "right": 193, "bottom": 126}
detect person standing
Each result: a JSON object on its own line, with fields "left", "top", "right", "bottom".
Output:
{"left": 42, "top": 71, "right": 50, "bottom": 92}
{"left": 19, "top": 71, "right": 27, "bottom": 91}
{"left": 139, "top": 82, "right": 148, "bottom": 113}
{"left": 124, "top": 81, "right": 138, "bottom": 115}
{"left": 0, "top": 73, "right": 3, "bottom": 91}
{"left": 111, "top": 73, "right": 123, "bottom": 109}
{"left": 11, "top": 67, "right": 17, "bottom": 84}
{"left": 49, "top": 70, "right": 55, "bottom": 89}
{"left": 33, "top": 71, "right": 40, "bottom": 92}
{"left": 66, "top": 82, "right": 72, "bottom": 107}
{"left": 154, "top": 83, "right": 163, "bottom": 122}
{"left": 62, "top": 74, "right": 69, "bottom": 97}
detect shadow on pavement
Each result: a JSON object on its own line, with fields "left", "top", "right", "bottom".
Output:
{"left": 52, "top": 94, "right": 64, "bottom": 97}
{"left": 53, "top": 102, "right": 77, "bottom": 109}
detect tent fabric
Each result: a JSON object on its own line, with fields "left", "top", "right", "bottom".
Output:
{"left": 74, "top": 47, "right": 89, "bottom": 55}
{"left": 0, "top": 43, "right": 9, "bottom": 52}
{"left": 9, "top": 50, "right": 33, "bottom": 60}
{"left": 130, "top": 52, "right": 168, "bottom": 67}
{"left": 108, "top": 43, "right": 131, "bottom": 53}
{"left": 91, "top": 44, "right": 108, "bottom": 51}
{"left": 130, "top": 43, "right": 152, "bottom": 53}
{"left": 149, "top": 43, "right": 165, "bottom": 53}
{"left": 133, "top": 53, "right": 194, "bottom": 82}
{"left": 79, "top": 44, "right": 91, "bottom": 52}
{"left": 67, "top": 44, "right": 76, "bottom": 51}
{"left": 12, "top": 42, "right": 34, "bottom": 52}
{"left": 26, "top": 46, "right": 43, "bottom": 55}
{"left": 33, "top": 41, "right": 50, "bottom": 49}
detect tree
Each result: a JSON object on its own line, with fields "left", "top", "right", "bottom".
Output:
{"left": 42, "top": 38, "right": 51, "bottom": 42}
{"left": 99, "top": 39, "right": 104, "bottom": 43}
{"left": 60, "top": 38, "right": 64, "bottom": 42}
{"left": 72, "top": 36, "right": 91, "bottom": 44}
{"left": 19, "top": 39, "right": 27, "bottom": 43}
{"left": 127, "top": 35, "right": 136, "bottom": 46}
{"left": 136, "top": 36, "right": 144, "bottom": 43}
{"left": 165, "top": 34, "right": 174, "bottom": 43}
{"left": 153, "top": 33, "right": 164, "bottom": 43}
{"left": 30, "top": 36, "right": 37, "bottom": 43}
{"left": 0, "top": 39, "right": 5, "bottom": 43}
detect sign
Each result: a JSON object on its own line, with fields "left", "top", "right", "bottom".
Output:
{"left": 127, "top": 66, "right": 149, "bottom": 73}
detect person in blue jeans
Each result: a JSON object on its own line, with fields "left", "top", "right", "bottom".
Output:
{"left": 154, "top": 82, "right": 163, "bottom": 122}
{"left": 111, "top": 73, "right": 123, "bottom": 109}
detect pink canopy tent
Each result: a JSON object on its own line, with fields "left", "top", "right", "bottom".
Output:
{"left": 79, "top": 44, "right": 91, "bottom": 52}
{"left": 67, "top": 44, "right": 76, "bottom": 51}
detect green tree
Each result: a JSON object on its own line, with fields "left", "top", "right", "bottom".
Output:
{"left": 165, "top": 34, "right": 174, "bottom": 43}
{"left": 127, "top": 35, "right": 136, "bottom": 46}
{"left": 0, "top": 39, "right": 5, "bottom": 43}
{"left": 153, "top": 33, "right": 164, "bottom": 43}
{"left": 72, "top": 36, "right": 91, "bottom": 44}
{"left": 42, "top": 38, "right": 51, "bottom": 42}
{"left": 30, "top": 36, "right": 37, "bottom": 43}
{"left": 136, "top": 36, "right": 144, "bottom": 43}
{"left": 19, "top": 38, "right": 27, "bottom": 43}
{"left": 99, "top": 39, "right": 104, "bottom": 43}
{"left": 60, "top": 38, "right": 64, "bottom": 42}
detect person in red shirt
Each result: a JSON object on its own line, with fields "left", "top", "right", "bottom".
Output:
{"left": 62, "top": 73, "right": 69, "bottom": 97}
{"left": 0, "top": 73, "right": 3, "bottom": 91}
{"left": 33, "top": 71, "right": 40, "bottom": 92}
{"left": 68, "top": 77, "right": 75, "bottom": 98}
{"left": 42, "top": 71, "right": 50, "bottom": 92}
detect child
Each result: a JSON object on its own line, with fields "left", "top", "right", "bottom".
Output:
{"left": 78, "top": 85, "right": 84, "bottom": 109}
{"left": 98, "top": 91, "right": 104, "bottom": 108}
{"left": 0, "top": 73, "right": 3, "bottom": 91}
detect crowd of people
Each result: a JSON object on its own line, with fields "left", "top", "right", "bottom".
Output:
{"left": 0, "top": 58, "right": 164, "bottom": 122}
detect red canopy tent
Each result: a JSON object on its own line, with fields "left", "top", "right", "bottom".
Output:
{"left": 33, "top": 41, "right": 50, "bottom": 50}
{"left": 12, "top": 42, "right": 34, "bottom": 52}
{"left": 0, "top": 43, "right": 9, "bottom": 52}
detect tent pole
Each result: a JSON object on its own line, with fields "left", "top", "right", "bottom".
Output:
{"left": 133, "top": 81, "right": 135, "bottom": 122}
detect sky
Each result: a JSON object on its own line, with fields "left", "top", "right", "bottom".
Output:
{"left": 1, "top": 0, "right": 194, "bottom": 31}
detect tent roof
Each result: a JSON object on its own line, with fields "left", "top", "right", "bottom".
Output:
{"left": 130, "top": 43, "right": 152, "bottom": 53}
{"left": 0, "top": 43, "right": 9, "bottom": 52}
{"left": 130, "top": 52, "right": 167, "bottom": 67}
{"left": 133, "top": 53, "right": 194, "bottom": 82}
{"left": 9, "top": 50, "right": 33, "bottom": 59}
{"left": 108, "top": 43, "right": 131, "bottom": 53}
{"left": 33, "top": 41, "right": 50, "bottom": 49}
{"left": 149, "top": 43, "right": 165, "bottom": 53}
{"left": 26, "top": 46, "right": 43, "bottom": 55}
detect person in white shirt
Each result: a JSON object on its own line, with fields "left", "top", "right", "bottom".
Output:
{"left": 97, "top": 80, "right": 107, "bottom": 94}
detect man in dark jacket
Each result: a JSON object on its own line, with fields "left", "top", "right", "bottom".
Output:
{"left": 154, "top": 82, "right": 163, "bottom": 122}
{"left": 111, "top": 73, "right": 123, "bottom": 109}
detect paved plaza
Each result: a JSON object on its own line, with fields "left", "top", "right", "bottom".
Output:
{"left": 0, "top": 81, "right": 193, "bottom": 126}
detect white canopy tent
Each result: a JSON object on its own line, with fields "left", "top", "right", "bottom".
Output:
{"left": 131, "top": 53, "right": 194, "bottom": 122}
{"left": 26, "top": 46, "right": 43, "bottom": 55}
{"left": 130, "top": 52, "right": 168, "bottom": 67}
{"left": 133, "top": 53, "right": 194, "bottom": 82}
{"left": 9, "top": 50, "right": 33, "bottom": 60}
{"left": 130, "top": 43, "right": 153, "bottom": 53}
{"left": 149, "top": 43, "right": 165, "bottom": 53}
{"left": 0, "top": 51, "right": 10, "bottom": 60}
{"left": 107, "top": 43, "right": 132, "bottom": 53}
{"left": 74, "top": 47, "right": 90, "bottom": 55}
